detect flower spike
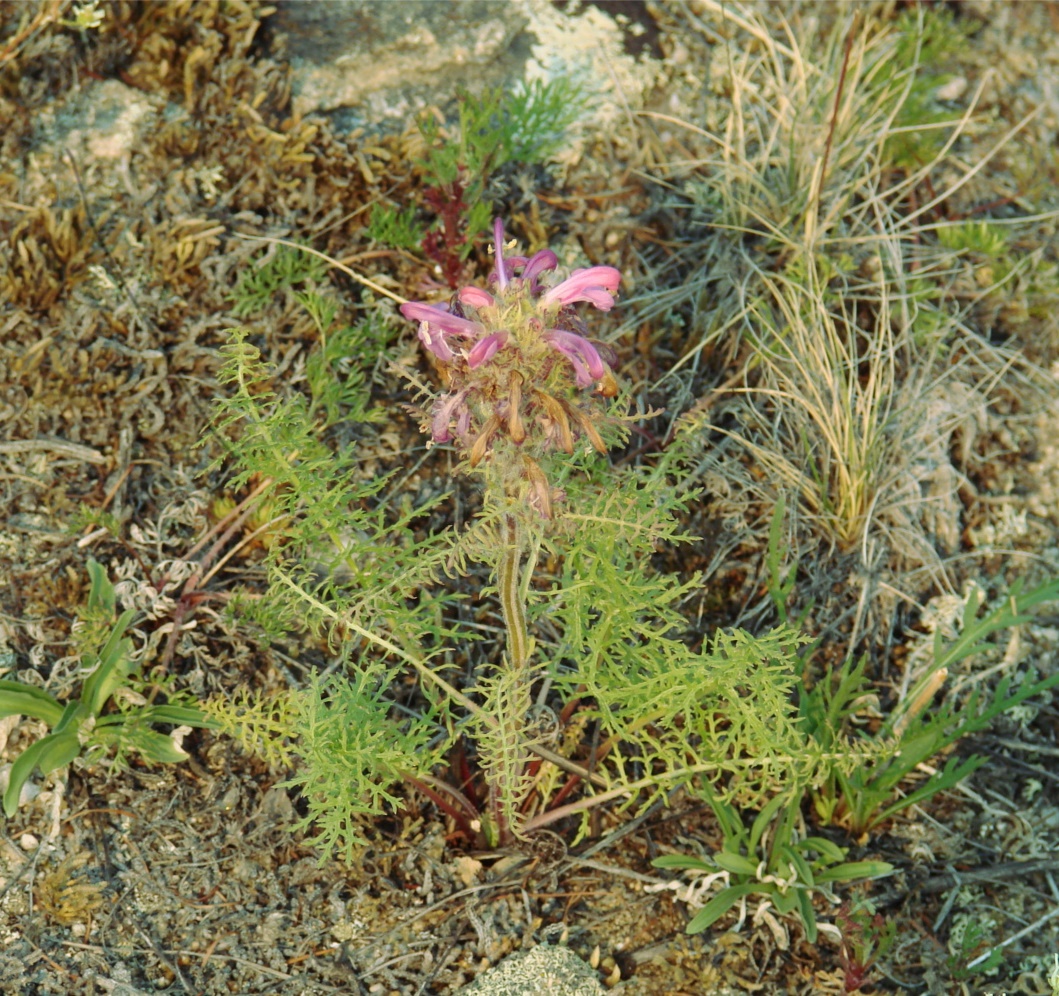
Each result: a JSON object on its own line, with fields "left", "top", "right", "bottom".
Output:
{"left": 399, "top": 218, "right": 623, "bottom": 512}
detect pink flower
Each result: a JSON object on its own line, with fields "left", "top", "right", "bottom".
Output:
{"left": 458, "top": 286, "right": 495, "bottom": 310}
{"left": 399, "top": 218, "right": 623, "bottom": 470}
{"left": 544, "top": 328, "right": 607, "bottom": 387}
{"left": 541, "top": 266, "right": 622, "bottom": 311}
{"left": 522, "top": 248, "right": 559, "bottom": 290}
{"left": 490, "top": 222, "right": 559, "bottom": 290}
{"left": 467, "top": 331, "right": 507, "bottom": 368}
{"left": 399, "top": 301, "right": 483, "bottom": 362}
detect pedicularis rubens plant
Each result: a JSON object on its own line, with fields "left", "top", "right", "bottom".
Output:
{"left": 206, "top": 219, "right": 881, "bottom": 864}
{"left": 397, "top": 220, "right": 622, "bottom": 840}
{"left": 201, "top": 217, "right": 1059, "bottom": 948}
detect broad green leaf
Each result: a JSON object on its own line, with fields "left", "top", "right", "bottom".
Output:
{"left": 142, "top": 705, "right": 220, "bottom": 729}
{"left": 36, "top": 731, "right": 81, "bottom": 775}
{"left": 4, "top": 738, "right": 51, "bottom": 816}
{"left": 712, "top": 851, "right": 759, "bottom": 877}
{"left": 800, "top": 836, "right": 847, "bottom": 865}
{"left": 772, "top": 887, "right": 800, "bottom": 915}
{"left": 795, "top": 889, "right": 817, "bottom": 942}
{"left": 81, "top": 609, "right": 137, "bottom": 715}
{"left": 652, "top": 854, "right": 714, "bottom": 872}
{"left": 749, "top": 792, "right": 788, "bottom": 853}
{"left": 3, "top": 732, "right": 78, "bottom": 817}
{"left": 780, "top": 844, "right": 814, "bottom": 888}
{"left": 131, "top": 730, "right": 191, "bottom": 764}
{"left": 86, "top": 558, "right": 117, "bottom": 616}
{"left": 815, "top": 860, "right": 894, "bottom": 883}
{"left": 686, "top": 883, "right": 759, "bottom": 934}
{"left": 51, "top": 700, "right": 83, "bottom": 734}
{"left": 0, "top": 681, "right": 63, "bottom": 726}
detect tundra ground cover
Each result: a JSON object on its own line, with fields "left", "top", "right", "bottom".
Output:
{"left": 1, "top": 3, "right": 1058, "bottom": 993}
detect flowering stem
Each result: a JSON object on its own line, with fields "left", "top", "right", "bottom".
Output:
{"left": 485, "top": 513, "right": 541, "bottom": 843}
{"left": 498, "top": 514, "right": 533, "bottom": 670}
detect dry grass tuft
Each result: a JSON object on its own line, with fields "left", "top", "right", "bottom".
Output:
{"left": 636, "top": 4, "right": 1059, "bottom": 644}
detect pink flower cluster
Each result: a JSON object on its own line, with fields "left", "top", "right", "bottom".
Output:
{"left": 399, "top": 219, "right": 622, "bottom": 514}
{"left": 402, "top": 219, "right": 620, "bottom": 386}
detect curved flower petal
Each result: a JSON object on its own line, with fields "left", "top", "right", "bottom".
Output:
{"left": 400, "top": 301, "right": 483, "bottom": 362}
{"left": 399, "top": 301, "right": 481, "bottom": 337}
{"left": 575, "top": 286, "right": 617, "bottom": 310}
{"left": 493, "top": 217, "right": 508, "bottom": 291}
{"left": 458, "top": 285, "right": 495, "bottom": 310}
{"left": 485, "top": 256, "right": 525, "bottom": 287}
{"left": 522, "top": 249, "right": 559, "bottom": 289}
{"left": 541, "top": 266, "right": 622, "bottom": 311}
{"left": 544, "top": 328, "right": 607, "bottom": 387}
{"left": 417, "top": 323, "right": 454, "bottom": 361}
{"left": 467, "top": 331, "right": 507, "bottom": 369}
{"left": 564, "top": 351, "right": 592, "bottom": 387}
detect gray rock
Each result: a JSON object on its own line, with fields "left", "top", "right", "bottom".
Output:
{"left": 270, "top": 0, "right": 664, "bottom": 145}
{"left": 455, "top": 945, "right": 606, "bottom": 996}
{"left": 271, "top": 0, "right": 529, "bottom": 129}
{"left": 35, "top": 78, "right": 162, "bottom": 162}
